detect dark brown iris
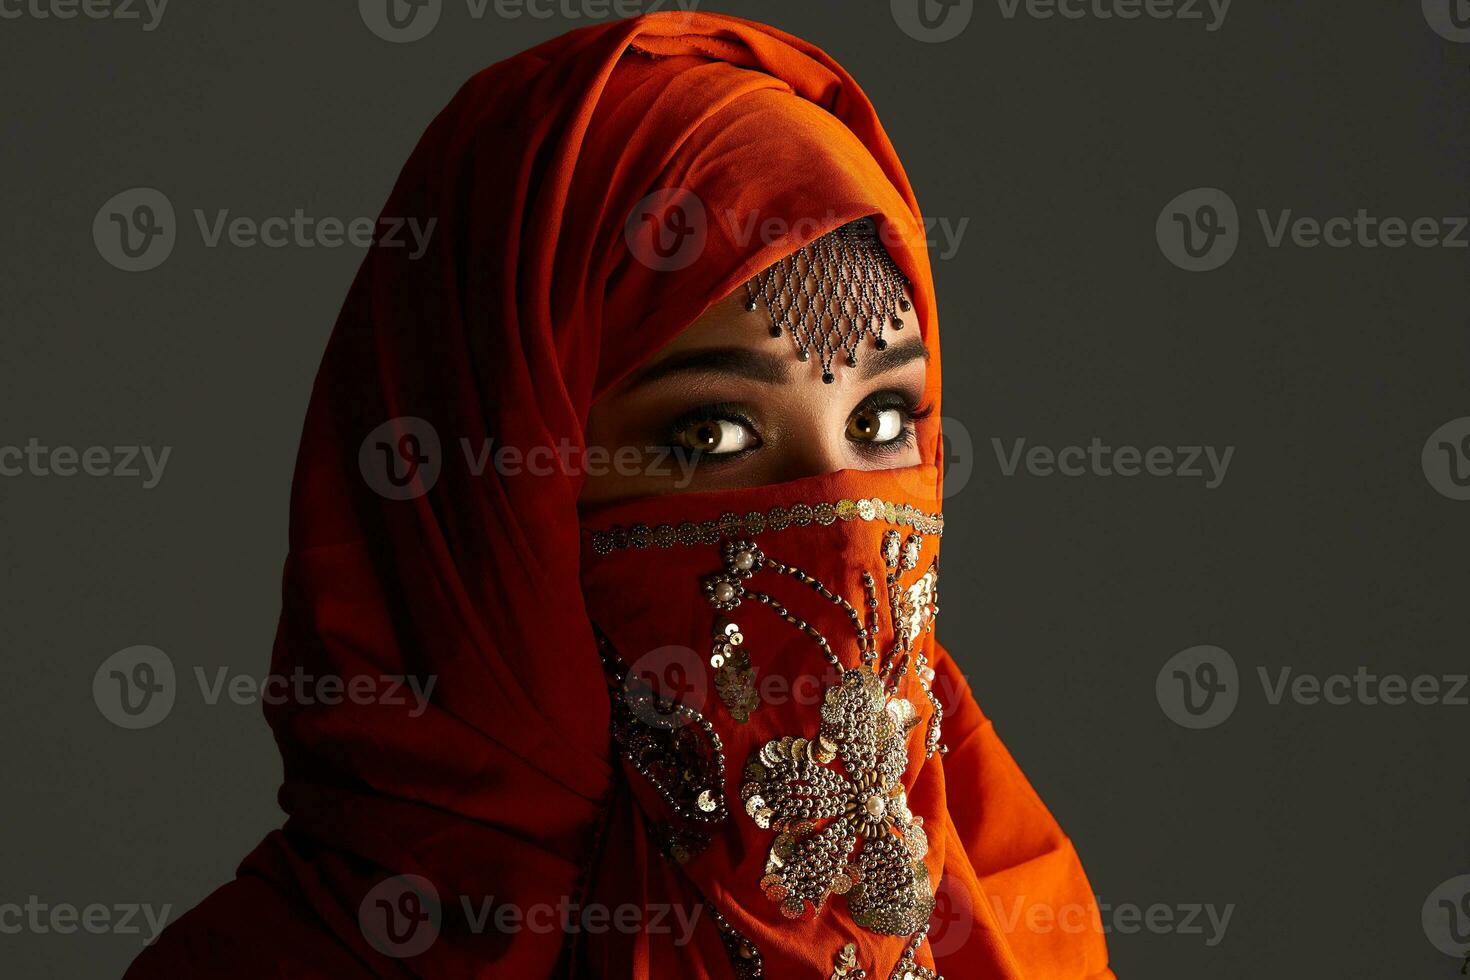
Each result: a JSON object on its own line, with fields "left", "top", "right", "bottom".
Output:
{"left": 847, "top": 409, "right": 881, "bottom": 442}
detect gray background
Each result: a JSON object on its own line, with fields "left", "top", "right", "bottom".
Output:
{"left": 2, "top": 1, "right": 1466, "bottom": 977}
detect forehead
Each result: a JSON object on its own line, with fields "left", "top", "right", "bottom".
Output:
{"left": 658, "top": 280, "right": 920, "bottom": 353}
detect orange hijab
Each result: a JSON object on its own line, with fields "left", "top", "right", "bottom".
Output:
{"left": 127, "top": 12, "right": 1112, "bottom": 979}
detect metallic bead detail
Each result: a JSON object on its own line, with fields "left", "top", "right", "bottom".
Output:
{"left": 709, "top": 904, "right": 765, "bottom": 979}
{"left": 832, "top": 929, "right": 946, "bottom": 980}
{"left": 600, "top": 628, "right": 729, "bottom": 829}
{"left": 611, "top": 687, "right": 728, "bottom": 825}
{"left": 704, "top": 572, "right": 745, "bottom": 611}
{"left": 900, "top": 534, "right": 922, "bottom": 572}
{"left": 723, "top": 539, "right": 765, "bottom": 578}
{"left": 641, "top": 818, "right": 764, "bottom": 976}
{"left": 887, "top": 927, "right": 943, "bottom": 980}
{"left": 713, "top": 614, "right": 760, "bottom": 723}
{"left": 652, "top": 823, "right": 712, "bottom": 865}
{"left": 743, "top": 217, "right": 913, "bottom": 383}
{"left": 588, "top": 497, "right": 942, "bottom": 557}
{"left": 830, "top": 942, "right": 868, "bottom": 979}
{"left": 740, "top": 666, "right": 935, "bottom": 936}
{"left": 882, "top": 529, "right": 901, "bottom": 568}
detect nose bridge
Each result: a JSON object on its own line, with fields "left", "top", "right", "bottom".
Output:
{"left": 768, "top": 407, "right": 850, "bottom": 484}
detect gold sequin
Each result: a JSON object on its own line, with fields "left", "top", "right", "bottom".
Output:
{"left": 588, "top": 497, "right": 943, "bottom": 556}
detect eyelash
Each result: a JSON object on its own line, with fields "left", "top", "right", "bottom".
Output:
{"left": 666, "top": 391, "right": 933, "bottom": 464}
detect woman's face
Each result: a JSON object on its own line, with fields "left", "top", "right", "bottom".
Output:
{"left": 579, "top": 286, "right": 931, "bottom": 505}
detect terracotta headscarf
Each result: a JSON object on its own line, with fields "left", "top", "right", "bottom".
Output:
{"left": 126, "top": 11, "right": 1113, "bottom": 979}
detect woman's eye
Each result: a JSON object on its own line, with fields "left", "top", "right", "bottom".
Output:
{"left": 847, "top": 407, "right": 906, "bottom": 444}
{"left": 675, "top": 418, "right": 756, "bottom": 455}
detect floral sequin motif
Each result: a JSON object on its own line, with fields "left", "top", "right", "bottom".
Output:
{"left": 897, "top": 564, "right": 937, "bottom": 645}
{"left": 739, "top": 666, "right": 934, "bottom": 936}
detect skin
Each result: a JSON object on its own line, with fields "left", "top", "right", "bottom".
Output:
{"left": 579, "top": 285, "right": 931, "bottom": 505}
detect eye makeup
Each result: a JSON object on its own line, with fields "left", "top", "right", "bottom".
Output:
{"left": 660, "top": 387, "right": 932, "bottom": 468}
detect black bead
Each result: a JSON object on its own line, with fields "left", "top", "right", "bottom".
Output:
{"left": 822, "top": 371, "right": 835, "bottom": 384}
{"left": 770, "top": 326, "right": 782, "bottom": 337}
{"left": 875, "top": 337, "right": 887, "bottom": 350}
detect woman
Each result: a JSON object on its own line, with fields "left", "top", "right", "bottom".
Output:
{"left": 128, "top": 12, "right": 1112, "bottom": 979}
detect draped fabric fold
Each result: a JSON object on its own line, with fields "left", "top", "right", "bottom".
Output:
{"left": 127, "top": 11, "right": 1112, "bottom": 979}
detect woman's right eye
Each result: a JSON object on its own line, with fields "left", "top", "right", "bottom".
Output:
{"left": 673, "top": 418, "right": 757, "bottom": 456}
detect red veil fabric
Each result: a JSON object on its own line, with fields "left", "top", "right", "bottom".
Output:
{"left": 127, "top": 12, "right": 1113, "bottom": 979}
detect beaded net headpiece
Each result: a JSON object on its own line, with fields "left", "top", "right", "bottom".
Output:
{"left": 743, "top": 217, "right": 913, "bottom": 384}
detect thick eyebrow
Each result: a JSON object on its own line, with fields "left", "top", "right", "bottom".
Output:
{"left": 859, "top": 336, "right": 929, "bottom": 379}
{"left": 622, "top": 346, "right": 791, "bottom": 389}
{"left": 621, "top": 335, "right": 930, "bottom": 392}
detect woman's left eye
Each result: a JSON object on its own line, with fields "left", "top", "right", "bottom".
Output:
{"left": 846, "top": 406, "right": 906, "bottom": 444}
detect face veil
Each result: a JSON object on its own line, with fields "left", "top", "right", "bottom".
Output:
{"left": 125, "top": 11, "right": 1113, "bottom": 980}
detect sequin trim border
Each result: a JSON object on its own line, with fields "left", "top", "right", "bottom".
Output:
{"left": 588, "top": 498, "right": 944, "bottom": 557}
